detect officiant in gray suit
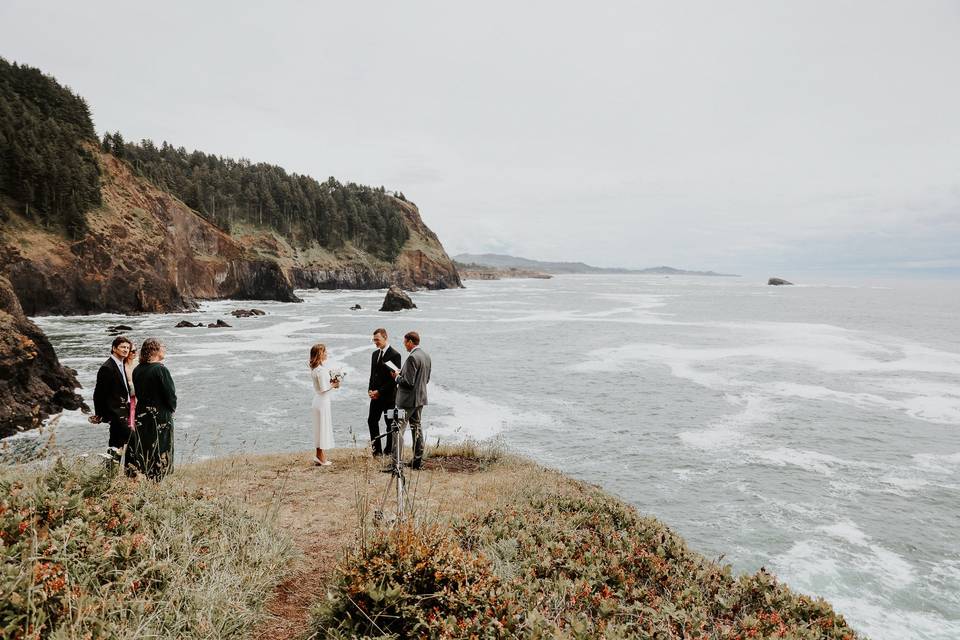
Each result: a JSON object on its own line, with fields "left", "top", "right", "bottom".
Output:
{"left": 391, "top": 331, "right": 431, "bottom": 469}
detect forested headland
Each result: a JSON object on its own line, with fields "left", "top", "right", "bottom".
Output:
{"left": 0, "top": 58, "right": 101, "bottom": 238}
{"left": 101, "top": 134, "right": 409, "bottom": 261}
{"left": 1, "top": 55, "right": 413, "bottom": 262}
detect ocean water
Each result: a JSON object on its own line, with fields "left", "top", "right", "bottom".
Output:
{"left": 14, "top": 275, "right": 960, "bottom": 639}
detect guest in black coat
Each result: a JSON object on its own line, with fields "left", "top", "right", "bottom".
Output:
{"left": 92, "top": 336, "right": 133, "bottom": 450}
{"left": 127, "top": 338, "right": 177, "bottom": 480}
{"left": 367, "top": 327, "right": 402, "bottom": 456}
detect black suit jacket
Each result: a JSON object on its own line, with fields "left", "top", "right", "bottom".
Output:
{"left": 93, "top": 357, "right": 129, "bottom": 423}
{"left": 368, "top": 346, "right": 402, "bottom": 406}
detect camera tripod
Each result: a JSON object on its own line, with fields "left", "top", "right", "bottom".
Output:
{"left": 374, "top": 408, "right": 410, "bottom": 524}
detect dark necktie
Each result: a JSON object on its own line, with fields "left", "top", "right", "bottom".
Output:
{"left": 377, "top": 349, "right": 383, "bottom": 364}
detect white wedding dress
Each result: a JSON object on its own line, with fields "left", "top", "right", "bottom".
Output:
{"left": 311, "top": 365, "right": 335, "bottom": 449}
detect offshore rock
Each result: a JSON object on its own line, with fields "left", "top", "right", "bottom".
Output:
{"left": 0, "top": 276, "right": 86, "bottom": 438}
{"left": 768, "top": 277, "right": 794, "bottom": 286}
{"left": 380, "top": 285, "right": 416, "bottom": 312}
{"left": 230, "top": 308, "right": 266, "bottom": 318}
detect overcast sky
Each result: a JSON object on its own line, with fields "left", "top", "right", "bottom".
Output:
{"left": 2, "top": 1, "right": 958, "bottom": 275}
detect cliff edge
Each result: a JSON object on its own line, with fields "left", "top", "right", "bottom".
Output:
{"left": 0, "top": 275, "right": 85, "bottom": 437}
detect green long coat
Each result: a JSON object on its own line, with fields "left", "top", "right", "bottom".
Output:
{"left": 128, "top": 362, "right": 177, "bottom": 479}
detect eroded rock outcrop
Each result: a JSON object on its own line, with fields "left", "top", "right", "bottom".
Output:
{"left": 0, "top": 152, "right": 299, "bottom": 315}
{"left": 230, "top": 309, "right": 266, "bottom": 318}
{"left": 0, "top": 276, "right": 86, "bottom": 437}
{"left": 380, "top": 285, "right": 417, "bottom": 312}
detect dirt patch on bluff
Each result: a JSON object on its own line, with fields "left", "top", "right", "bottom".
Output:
{"left": 422, "top": 454, "right": 487, "bottom": 473}
{"left": 180, "top": 448, "right": 540, "bottom": 639}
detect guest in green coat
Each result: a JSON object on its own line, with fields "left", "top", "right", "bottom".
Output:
{"left": 128, "top": 338, "right": 177, "bottom": 480}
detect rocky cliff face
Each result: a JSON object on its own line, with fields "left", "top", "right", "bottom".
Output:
{"left": 0, "top": 276, "right": 85, "bottom": 438}
{"left": 0, "top": 151, "right": 300, "bottom": 315}
{"left": 290, "top": 199, "right": 461, "bottom": 291}
{"left": 0, "top": 149, "right": 459, "bottom": 316}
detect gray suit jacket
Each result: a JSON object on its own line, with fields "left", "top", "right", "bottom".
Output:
{"left": 396, "top": 347, "right": 431, "bottom": 408}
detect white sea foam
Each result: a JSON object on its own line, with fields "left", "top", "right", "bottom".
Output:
{"left": 912, "top": 451, "right": 960, "bottom": 473}
{"left": 427, "top": 384, "right": 548, "bottom": 441}
{"left": 772, "top": 537, "right": 927, "bottom": 639}
{"left": 748, "top": 447, "right": 854, "bottom": 477}
{"left": 829, "top": 597, "right": 960, "bottom": 640}
{"left": 176, "top": 321, "right": 374, "bottom": 358}
{"left": 818, "top": 521, "right": 871, "bottom": 546}
{"left": 878, "top": 474, "right": 931, "bottom": 494}
{"left": 868, "top": 545, "right": 916, "bottom": 587}
{"left": 772, "top": 539, "right": 840, "bottom": 586}
{"left": 763, "top": 381, "right": 960, "bottom": 426}
{"left": 678, "top": 394, "right": 778, "bottom": 449}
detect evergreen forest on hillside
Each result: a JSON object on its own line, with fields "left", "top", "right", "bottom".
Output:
{"left": 102, "top": 135, "right": 410, "bottom": 261}
{"left": 0, "top": 58, "right": 101, "bottom": 238}
{"left": 0, "top": 57, "right": 411, "bottom": 261}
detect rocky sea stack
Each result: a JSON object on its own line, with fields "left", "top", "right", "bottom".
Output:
{"left": 380, "top": 285, "right": 417, "bottom": 312}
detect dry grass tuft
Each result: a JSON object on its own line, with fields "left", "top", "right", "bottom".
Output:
{"left": 0, "top": 458, "right": 292, "bottom": 639}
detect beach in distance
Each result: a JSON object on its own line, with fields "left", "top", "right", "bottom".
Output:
{"left": 17, "top": 274, "right": 960, "bottom": 640}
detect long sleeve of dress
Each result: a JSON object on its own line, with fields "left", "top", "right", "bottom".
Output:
{"left": 313, "top": 368, "right": 333, "bottom": 394}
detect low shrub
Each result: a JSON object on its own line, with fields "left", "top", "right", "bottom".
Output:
{"left": 312, "top": 524, "right": 525, "bottom": 639}
{"left": 313, "top": 487, "right": 861, "bottom": 639}
{"left": 0, "top": 459, "right": 292, "bottom": 639}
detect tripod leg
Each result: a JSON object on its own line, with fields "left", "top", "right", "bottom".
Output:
{"left": 378, "top": 473, "right": 395, "bottom": 523}
{"left": 394, "top": 421, "right": 408, "bottom": 522}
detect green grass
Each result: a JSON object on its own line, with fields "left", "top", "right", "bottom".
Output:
{"left": 0, "top": 459, "right": 292, "bottom": 639}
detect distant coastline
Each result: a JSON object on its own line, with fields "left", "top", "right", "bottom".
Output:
{"left": 454, "top": 253, "right": 739, "bottom": 277}
{"left": 454, "top": 260, "right": 553, "bottom": 281}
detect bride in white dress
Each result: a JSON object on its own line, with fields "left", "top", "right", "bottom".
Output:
{"left": 309, "top": 343, "right": 340, "bottom": 466}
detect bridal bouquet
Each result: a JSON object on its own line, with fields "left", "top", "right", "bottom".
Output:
{"left": 329, "top": 368, "right": 347, "bottom": 384}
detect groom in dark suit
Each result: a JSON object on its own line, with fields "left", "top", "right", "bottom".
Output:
{"left": 93, "top": 336, "right": 133, "bottom": 452}
{"left": 367, "top": 328, "right": 402, "bottom": 456}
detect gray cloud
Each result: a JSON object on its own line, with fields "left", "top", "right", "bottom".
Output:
{"left": 2, "top": 0, "right": 958, "bottom": 274}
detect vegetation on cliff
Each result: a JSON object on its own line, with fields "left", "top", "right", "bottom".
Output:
{"left": 313, "top": 462, "right": 860, "bottom": 639}
{"left": 0, "top": 55, "right": 411, "bottom": 263}
{"left": 0, "top": 58, "right": 101, "bottom": 238}
{"left": 102, "top": 135, "right": 410, "bottom": 261}
{"left": 2, "top": 447, "right": 862, "bottom": 639}
{"left": 0, "top": 460, "right": 291, "bottom": 638}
